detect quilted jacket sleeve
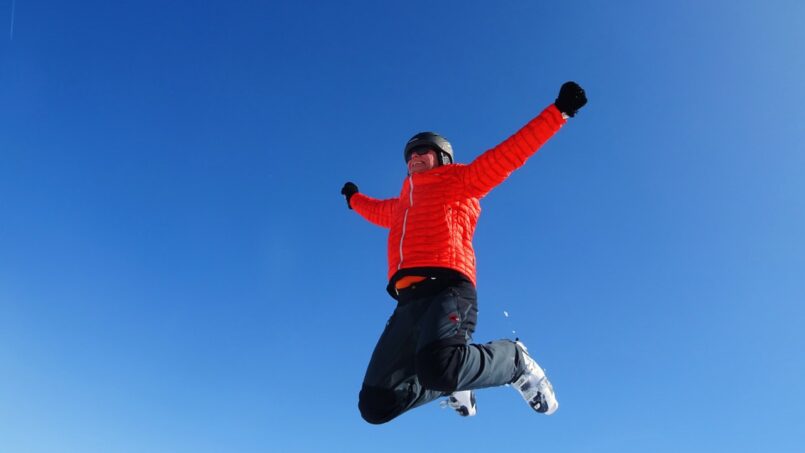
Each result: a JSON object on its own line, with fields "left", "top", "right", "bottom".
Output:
{"left": 350, "top": 193, "right": 398, "bottom": 229}
{"left": 460, "top": 104, "right": 566, "bottom": 198}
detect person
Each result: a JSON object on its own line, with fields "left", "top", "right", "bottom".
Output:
{"left": 340, "top": 81, "right": 587, "bottom": 424}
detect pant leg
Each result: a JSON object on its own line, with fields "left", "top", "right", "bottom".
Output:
{"left": 358, "top": 299, "right": 443, "bottom": 424}
{"left": 414, "top": 280, "right": 522, "bottom": 392}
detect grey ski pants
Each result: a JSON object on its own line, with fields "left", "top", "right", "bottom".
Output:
{"left": 358, "top": 278, "right": 522, "bottom": 424}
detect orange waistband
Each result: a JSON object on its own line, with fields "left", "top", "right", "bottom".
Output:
{"left": 394, "top": 275, "right": 428, "bottom": 290}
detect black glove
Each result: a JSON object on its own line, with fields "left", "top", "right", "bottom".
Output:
{"left": 341, "top": 182, "right": 359, "bottom": 209}
{"left": 554, "top": 81, "right": 587, "bottom": 118}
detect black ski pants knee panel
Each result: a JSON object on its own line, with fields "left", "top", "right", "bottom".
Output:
{"left": 358, "top": 384, "right": 402, "bottom": 425}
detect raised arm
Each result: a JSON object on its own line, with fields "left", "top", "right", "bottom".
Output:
{"left": 460, "top": 82, "right": 587, "bottom": 198}
{"left": 341, "top": 182, "right": 398, "bottom": 229}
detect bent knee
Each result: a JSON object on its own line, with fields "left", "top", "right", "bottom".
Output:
{"left": 358, "top": 385, "right": 402, "bottom": 425}
{"left": 416, "top": 344, "right": 463, "bottom": 392}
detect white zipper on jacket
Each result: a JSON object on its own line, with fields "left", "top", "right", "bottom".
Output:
{"left": 397, "top": 175, "right": 414, "bottom": 270}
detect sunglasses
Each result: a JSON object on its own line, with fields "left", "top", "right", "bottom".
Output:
{"left": 405, "top": 147, "right": 435, "bottom": 161}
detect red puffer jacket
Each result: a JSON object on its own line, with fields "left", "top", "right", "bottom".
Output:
{"left": 351, "top": 104, "right": 566, "bottom": 289}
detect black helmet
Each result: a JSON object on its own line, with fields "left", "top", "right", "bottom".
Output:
{"left": 404, "top": 132, "right": 454, "bottom": 166}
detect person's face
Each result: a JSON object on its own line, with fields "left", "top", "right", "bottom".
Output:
{"left": 407, "top": 149, "right": 438, "bottom": 174}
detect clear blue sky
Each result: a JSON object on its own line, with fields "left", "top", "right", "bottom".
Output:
{"left": 2, "top": 1, "right": 804, "bottom": 452}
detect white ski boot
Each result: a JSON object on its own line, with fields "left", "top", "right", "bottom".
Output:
{"left": 512, "top": 340, "right": 558, "bottom": 415}
{"left": 444, "top": 390, "right": 476, "bottom": 417}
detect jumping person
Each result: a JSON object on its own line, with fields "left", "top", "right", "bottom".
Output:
{"left": 340, "top": 81, "right": 587, "bottom": 424}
